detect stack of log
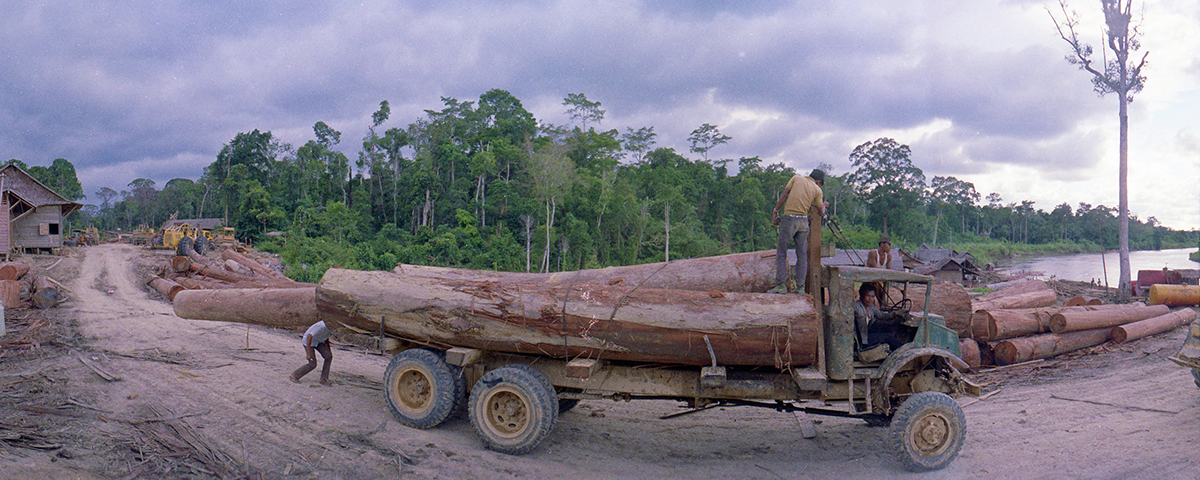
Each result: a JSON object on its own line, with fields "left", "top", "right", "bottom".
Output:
{"left": 152, "top": 248, "right": 320, "bottom": 329}
{"left": 0, "top": 262, "right": 68, "bottom": 309}
{"left": 950, "top": 279, "right": 1198, "bottom": 367}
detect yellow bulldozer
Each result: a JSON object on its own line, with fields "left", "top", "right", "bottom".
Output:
{"left": 156, "top": 223, "right": 213, "bottom": 255}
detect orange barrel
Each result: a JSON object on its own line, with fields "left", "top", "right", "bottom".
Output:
{"left": 1147, "top": 285, "right": 1200, "bottom": 306}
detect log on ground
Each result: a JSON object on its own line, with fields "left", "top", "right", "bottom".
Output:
{"left": 32, "top": 276, "right": 64, "bottom": 309}
{"left": 1048, "top": 304, "right": 1170, "bottom": 333}
{"left": 959, "top": 338, "right": 981, "bottom": 369}
{"left": 0, "top": 262, "right": 31, "bottom": 281}
{"left": 1111, "top": 309, "right": 1199, "bottom": 344}
{"left": 973, "top": 288, "right": 1057, "bottom": 312}
{"left": 171, "top": 256, "right": 192, "bottom": 273}
{"left": 993, "top": 328, "right": 1111, "bottom": 365}
{"left": 147, "top": 276, "right": 185, "bottom": 301}
{"left": 318, "top": 268, "right": 819, "bottom": 367}
{"left": 890, "top": 283, "right": 972, "bottom": 334}
{"left": 0, "top": 279, "right": 24, "bottom": 308}
{"left": 221, "top": 249, "right": 288, "bottom": 280}
{"left": 173, "top": 287, "right": 320, "bottom": 328}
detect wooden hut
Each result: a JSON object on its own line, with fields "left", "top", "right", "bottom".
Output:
{"left": 1, "top": 165, "right": 83, "bottom": 256}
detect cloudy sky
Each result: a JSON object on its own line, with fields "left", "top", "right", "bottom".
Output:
{"left": 2, "top": 1, "right": 1197, "bottom": 229}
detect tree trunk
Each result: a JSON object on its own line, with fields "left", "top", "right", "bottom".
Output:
{"left": 1117, "top": 85, "right": 1131, "bottom": 301}
{"left": 393, "top": 249, "right": 796, "bottom": 293}
{"left": 0, "top": 263, "right": 31, "bottom": 281}
{"left": 959, "top": 338, "right": 981, "bottom": 369}
{"left": 32, "top": 276, "right": 63, "bottom": 309}
{"left": 1111, "top": 309, "right": 1197, "bottom": 344}
{"left": 992, "top": 328, "right": 1111, "bottom": 365}
{"left": 0, "top": 279, "right": 24, "bottom": 308}
{"left": 972, "top": 280, "right": 1057, "bottom": 312}
{"left": 1049, "top": 304, "right": 1170, "bottom": 334}
{"left": 221, "top": 249, "right": 287, "bottom": 280}
{"left": 147, "top": 276, "right": 185, "bottom": 301}
{"left": 173, "top": 288, "right": 320, "bottom": 328}
{"left": 317, "top": 268, "right": 819, "bottom": 367}
{"left": 890, "top": 283, "right": 973, "bottom": 335}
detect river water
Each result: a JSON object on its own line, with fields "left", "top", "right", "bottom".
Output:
{"left": 1000, "top": 247, "right": 1198, "bottom": 286}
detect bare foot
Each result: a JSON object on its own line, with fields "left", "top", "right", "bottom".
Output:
{"left": 319, "top": 379, "right": 331, "bottom": 386}
{"left": 290, "top": 375, "right": 301, "bottom": 384}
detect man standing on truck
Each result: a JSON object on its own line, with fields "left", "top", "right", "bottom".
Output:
{"left": 291, "top": 320, "right": 333, "bottom": 386}
{"left": 771, "top": 169, "right": 826, "bottom": 293}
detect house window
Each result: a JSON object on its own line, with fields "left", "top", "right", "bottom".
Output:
{"left": 49, "top": 223, "right": 60, "bottom": 235}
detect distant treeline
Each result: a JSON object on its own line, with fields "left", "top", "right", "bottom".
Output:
{"left": 23, "top": 89, "right": 1192, "bottom": 281}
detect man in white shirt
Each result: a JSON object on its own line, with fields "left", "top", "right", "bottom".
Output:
{"left": 290, "top": 320, "right": 333, "bottom": 385}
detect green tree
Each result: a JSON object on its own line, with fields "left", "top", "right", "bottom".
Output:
{"left": 687, "top": 123, "right": 731, "bottom": 162}
{"left": 846, "top": 138, "right": 926, "bottom": 236}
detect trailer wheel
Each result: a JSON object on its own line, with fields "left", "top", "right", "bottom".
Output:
{"left": 468, "top": 365, "right": 558, "bottom": 455}
{"left": 1192, "top": 369, "right": 1199, "bottom": 389}
{"left": 383, "top": 349, "right": 461, "bottom": 429}
{"left": 889, "top": 392, "right": 965, "bottom": 472}
{"left": 176, "top": 237, "right": 193, "bottom": 256}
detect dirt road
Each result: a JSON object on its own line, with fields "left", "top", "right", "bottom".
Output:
{"left": 2, "top": 243, "right": 1199, "bottom": 478}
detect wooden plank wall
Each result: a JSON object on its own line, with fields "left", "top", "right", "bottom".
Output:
{"left": 12, "top": 205, "right": 62, "bottom": 248}
{"left": 0, "top": 197, "right": 9, "bottom": 254}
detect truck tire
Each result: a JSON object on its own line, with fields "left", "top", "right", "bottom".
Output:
{"left": 468, "top": 365, "right": 558, "bottom": 455}
{"left": 194, "top": 236, "right": 210, "bottom": 255}
{"left": 1193, "top": 369, "right": 1199, "bottom": 389}
{"left": 175, "top": 237, "right": 193, "bottom": 257}
{"left": 889, "top": 392, "right": 965, "bottom": 472}
{"left": 383, "top": 349, "right": 462, "bottom": 429}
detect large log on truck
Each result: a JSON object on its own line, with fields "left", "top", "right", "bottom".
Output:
{"left": 317, "top": 268, "right": 820, "bottom": 367}
{"left": 392, "top": 249, "right": 786, "bottom": 292}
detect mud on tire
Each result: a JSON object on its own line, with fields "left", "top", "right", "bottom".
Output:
{"left": 175, "top": 236, "right": 193, "bottom": 257}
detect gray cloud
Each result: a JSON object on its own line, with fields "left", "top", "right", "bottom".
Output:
{"left": 0, "top": 1, "right": 1191, "bottom": 227}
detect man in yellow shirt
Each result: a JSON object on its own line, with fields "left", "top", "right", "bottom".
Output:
{"left": 771, "top": 169, "right": 826, "bottom": 293}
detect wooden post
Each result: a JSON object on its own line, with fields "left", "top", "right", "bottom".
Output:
{"left": 806, "top": 206, "right": 821, "bottom": 296}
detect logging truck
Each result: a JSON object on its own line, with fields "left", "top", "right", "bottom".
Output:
{"left": 319, "top": 265, "right": 980, "bottom": 472}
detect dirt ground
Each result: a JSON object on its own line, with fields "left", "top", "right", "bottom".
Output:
{"left": 1, "top": 243, "right": 1198, "bottom": 479}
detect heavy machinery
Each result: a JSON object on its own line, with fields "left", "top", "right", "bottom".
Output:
{"left": 156, "top": 223, "right": 213, "bottom": 255}
{"left": 1169, "top": 320, "right": 1200, "bottom": 389}
{"left": 335, "top": 265, "right": 978, "bottom": 471}
{"left": 130, "top": 224, "right": 156, "bottom": 246}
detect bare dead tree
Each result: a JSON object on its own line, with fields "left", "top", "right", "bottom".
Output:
{"left": 1048, "top": 0, "right": 1148, "bottom": 299}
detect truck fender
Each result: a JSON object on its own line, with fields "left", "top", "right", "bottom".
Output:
{"left": 875, "top": 345, "right": 969, "bottom": 413}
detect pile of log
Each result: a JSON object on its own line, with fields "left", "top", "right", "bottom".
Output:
{"left": 0, "top": 262, "right": 67, "bottom": 310}
{"left": 956, "top": 279, "right": 1198, "bottom": 367}
{"left": 149, "top": 248, "right": 320, "bottom": 329}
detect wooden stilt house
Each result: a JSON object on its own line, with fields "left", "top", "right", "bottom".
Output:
{"left": 1, "top": 164, "right": 83, "bottom": 256}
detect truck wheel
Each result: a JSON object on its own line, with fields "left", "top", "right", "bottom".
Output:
{"left": 889, "top": 392, "right": 965, "bottom": 472}
{"left": 194, "top": 236, "right": 210, "bottom": 255}
{"left": 383, "top": 349, "right": 462, "bottom": 429}
{"left": 468, "top": 365, "right": 558, "bottom": 455}
{"left": 176, "top": 237, "right": 193, "bottom": 256}
{"left": 1193, "top": 369, "right": 1199, "bottom": 389}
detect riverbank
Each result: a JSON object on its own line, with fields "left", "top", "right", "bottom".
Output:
{"left": 944, "top": 240, "right": 1195, "bottom": 266}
